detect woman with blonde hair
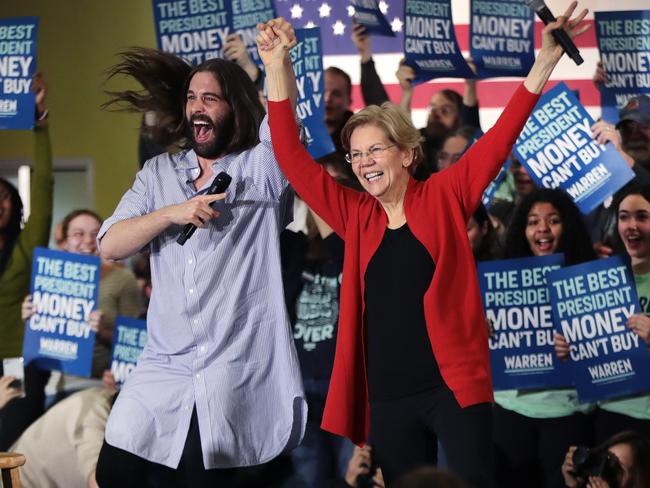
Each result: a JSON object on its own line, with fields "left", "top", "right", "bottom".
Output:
{"left": 257, "top": 5, "right": 590, "bottom": 485}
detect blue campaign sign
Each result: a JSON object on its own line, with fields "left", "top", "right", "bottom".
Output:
{"left": 404, "top": 0, "right": 474, "bottom": 84}
{"left": 0, "top": 17, "right": 39, "bottom": 130}
{"left": 547, "top": 255, "right": 650, "bottom": 403}
{"left": 594, "top": 11, "right": 650, "bottom": 124}
{"left": 22, "top": 248, "right": 100, "bottom": 377}
{"left": 470, "top": 0, "right": 534, "bottom": 79}
{"left": 152, "top": 0, "right": 275, "bottom": 65}
{"left": 291, "top": 28, "right": 335, "bottom": 159}
{"left": 478, "top": 254, "right": 570, "bottom": 390}
{"left": 352, "top": 0, "right": 395, "bottom": 37}
{"left": 110, "top": 316, "right": 147, "bottom": 385}
{"left": 514, "top": 82, "right": 634, "bottom": 215}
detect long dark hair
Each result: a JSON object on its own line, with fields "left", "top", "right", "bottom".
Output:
{"left": 103, "top": 48, "right": 265, "bottom": 153}
{"left": 0, "top": 178, "right": 24, "bottom": 276}
{"left": 595, "top": 431, "right": 650, "bottom": 488}
{"left": 473, "top": 204, "right": 501, "bottom": 261}
{"left": 610, "top": 183, "right": 650, "bottom": 253}
{"left": 505, "top": 188, "right": 595, "bottom": 265}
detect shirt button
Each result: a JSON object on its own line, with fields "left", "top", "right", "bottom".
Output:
{"left": 196, "top": 373, "right": 201, "bottom": 379}
{"left": 189, "top": 288, "right": 194, "bottom": 294}
{"left": 188, "top": 259, "right": 193, "bottom": 265}
{"left": 194, "top": 319, "right": 199, "bottom": 325}
{"left": 185, "top": 405, "right": 190, "bottom": 411}
{"left": 200, "top": 346, "right": 206, "bottom": 352}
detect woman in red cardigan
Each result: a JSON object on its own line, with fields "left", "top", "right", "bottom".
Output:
{"left": 257, "top": 6, "right": 590, "bottom": 486}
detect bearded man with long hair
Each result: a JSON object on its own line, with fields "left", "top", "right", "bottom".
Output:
{"left": 95, "top": 36, "right": 306, "bottom": 487}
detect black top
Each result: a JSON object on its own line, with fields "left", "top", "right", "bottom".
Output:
{"left": 281, "top": 230, "right": 344, "bottom": 421}
{"left": 281, "top": 231, "right": 344, "bottom": 383}
{"left": 364, "top": 223, "right": 444, "bottom": 402}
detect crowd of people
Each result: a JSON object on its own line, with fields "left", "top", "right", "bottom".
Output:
{"left": 1, "top": 4, "right": 650, "bottom": 487}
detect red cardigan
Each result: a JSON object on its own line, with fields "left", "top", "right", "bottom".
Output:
{"left": 268, "top": 84, "right": 540, "bottom": 445}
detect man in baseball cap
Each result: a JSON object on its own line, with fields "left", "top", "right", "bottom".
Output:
{"left": 617, "top": 95, "right": 650, "bottom": 167}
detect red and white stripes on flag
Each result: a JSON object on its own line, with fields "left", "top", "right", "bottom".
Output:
{"left": 322, "top": 0, "right": 648, "bottom": 129}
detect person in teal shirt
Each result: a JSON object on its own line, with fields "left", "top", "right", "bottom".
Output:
{"left": 557, "top": 184, "right": 650, "bottom": 443}
{"left": 494, "top": 189, "right": 596, "bottom": 488}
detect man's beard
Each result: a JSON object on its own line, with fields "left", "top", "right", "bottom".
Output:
{"left": 189, "top": 112, "right": 234, "bottom": 159}
{"left": 623, "top": 138, "right": 650, "bottom": 168}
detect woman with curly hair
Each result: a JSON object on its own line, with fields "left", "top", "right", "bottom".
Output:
{"left": 494, "top": 188, "right": 596, "bottom": 488}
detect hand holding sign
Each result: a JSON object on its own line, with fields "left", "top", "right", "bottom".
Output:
{"left": 396, "top": 59, "right": 415, "bottom": 92}
{"left": 395, "top": 59, "right": 415, "bottom": 113}
{"left": 591, "top": 120, "right": 619, "bottom": 147}
{"left": 554, "top": 331, "right": 570, "bottom": 361}
{"left": 590, "top": 120, "right": 634, "bottom": 168}
{"left": 626, "top": 314, "right": 650, "bottom": 345}
{"left": 351, "top": 23, "right": 372, "bottom": 63}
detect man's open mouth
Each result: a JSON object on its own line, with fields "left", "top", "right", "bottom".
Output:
{"left": 192, "top": 119, "right": 214, "bottom": 143}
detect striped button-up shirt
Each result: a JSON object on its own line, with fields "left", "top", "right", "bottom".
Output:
{"left": 98, "top": 116, "right": 306, "bottom": 469}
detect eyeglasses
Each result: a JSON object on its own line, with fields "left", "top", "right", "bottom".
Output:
{"left": 345, "top": 144, "right": 395, "bottom": 164}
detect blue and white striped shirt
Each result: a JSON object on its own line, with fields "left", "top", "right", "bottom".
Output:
{"left": 98, "top": 116, "right": 306, "bottom": 469}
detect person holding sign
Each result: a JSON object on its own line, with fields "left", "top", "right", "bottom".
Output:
{"left": 0, "top": 73, "right": 51, "bottom": 359}
{"left": 95, "top": 43, "right": 305, "bottom": 486}
{"left": 396, "top": 59, "right": 481, "bottom": 176}
{"left": 21, "top": 209, "right": 143, "bottom": 386}
{"left": 0, "top": 73, "right": 53, "bottom": 451}
{"left": 556, "top": 185, "right": 650, "bottom": 444}
{"left": 258, "top": 4, "right": 591, "bottom": 486}
{"left": 494, "top": 188, "right": 596, "bottom": 488}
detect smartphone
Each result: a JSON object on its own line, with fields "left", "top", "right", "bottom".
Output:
{"left": 2, "top": 357, "right": 26, "bottom": 397}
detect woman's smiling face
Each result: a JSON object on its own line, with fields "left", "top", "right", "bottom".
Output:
{"left": 349, "top": 124, "right": 412, "bottom": 203}
{"left": 525, "top": 202, "right": 563, "bottom": 256}
{"left": 618, "top": 194, "right": 650, "bottom": 260}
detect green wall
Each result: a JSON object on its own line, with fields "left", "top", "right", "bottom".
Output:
{"left": 0, "top": 1, "right": 157, "bottom": 217}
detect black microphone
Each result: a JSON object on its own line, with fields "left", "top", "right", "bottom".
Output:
{"left": 526, "top": 0, "right": 583, "bottom": 66}
{"left": 177, "top": 171, "right": 232, "bottom": 245}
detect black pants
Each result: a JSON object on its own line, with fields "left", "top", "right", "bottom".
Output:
{"left": 369, "top": 386, "right": 494, "bottom": 487}
{"left": 594, "top": 408, "right": 650, "bottom": 443}
{"left": 493, "top": 405, "right": 592, "bottom": 488}
{"left": 96, "top": 407, "right": 291, "bottom": 488}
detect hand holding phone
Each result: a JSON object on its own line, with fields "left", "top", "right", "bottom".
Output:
{"left": 2, "top": 357, "right": 26, "bottom": 406}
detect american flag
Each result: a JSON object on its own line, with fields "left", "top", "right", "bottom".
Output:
{"left": 274, "top": 0, "right": 648, "bottom": 128}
